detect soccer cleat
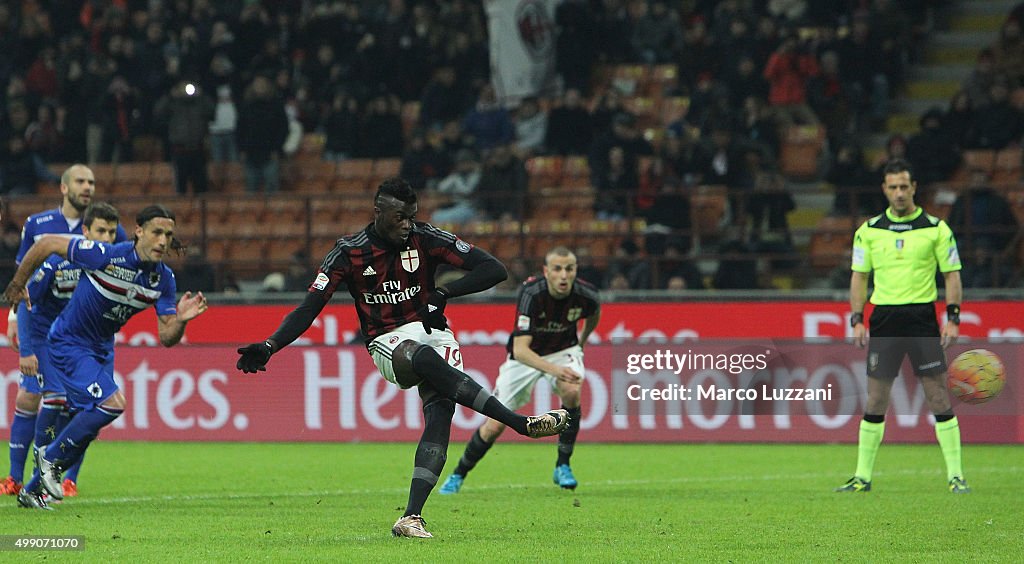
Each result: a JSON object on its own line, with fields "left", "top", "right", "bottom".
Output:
{"left": 0, "top": 476, "right": 22, "bottom": 495}
{"left": 34, "top": 449, "right": 63, "bottom": 501}
{"left": 834, "top": 477, "right": 871, "bottom": 492}
{"left": 62, "top": 479, "right": 77, "bottom": 498}
{"left": 949, "top": 477, "right": 971, "bottom": 494}
{"left": 526, "top": 409, "right": 570, "bottom": 438}
{"left": 438, "top": 474, "right": 464, "bottom": 495}
{"left": 553, "top": 464, "right": 578, "bottom": 490}
{"left": 16, "top": 489, "right": 53, "bottom": 511}
{"left": 392, "top": 514, "right": 433, "bottom": 538}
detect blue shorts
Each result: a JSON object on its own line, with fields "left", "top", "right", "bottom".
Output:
{"left": 49, "top": 343, "right": 117, "bottom": 410}
{"left": 18, "top": 372, "right": 42, "bottom": 394}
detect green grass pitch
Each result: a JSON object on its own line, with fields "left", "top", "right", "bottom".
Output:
{"left": 2, "top": 442, "right": 1022, "bottom": 561}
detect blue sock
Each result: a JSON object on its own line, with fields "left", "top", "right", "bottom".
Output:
{"left": 62, "top": 411, "right": 84, "bottom": 483}
{"left": 27, "top": 395, "right": 70, "bottom": 489}
{"left": 8, "top": 408, "right": 37, "bottom": 482}
{"left": 43, "top": 406, "right": 122, "bottom": 469}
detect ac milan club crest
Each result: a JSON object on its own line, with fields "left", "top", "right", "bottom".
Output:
{"left": 400, "top": 249, "right": 420, "bottom": 272}
{"left": 515, "top": 0, "right": 555, "bottom": 61}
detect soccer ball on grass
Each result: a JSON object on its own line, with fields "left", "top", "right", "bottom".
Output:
{"left": 947, "top": 349, "right": 1006, "bottom": 405}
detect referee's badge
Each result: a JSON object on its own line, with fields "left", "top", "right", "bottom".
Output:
{"left": 895, "top": 238, "right": 904, "bottom": 259}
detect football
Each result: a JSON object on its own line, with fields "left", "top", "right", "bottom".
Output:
{"left": 947, "top": 349, "right": 1006, "bottom": 405}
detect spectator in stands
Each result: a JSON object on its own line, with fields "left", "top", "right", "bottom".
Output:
{"left": 462, "top": 84, "right": 514, "bottom": 152}
{"left": 236, "top": 75, "right": 289, "bottom": 193}
{"left": 942, "top": 91, "right": 975, "bottom": 150}
{"left": 419, "top": 66, "right": 466, "bottom": 132}
{"left": 964, "top": 80, "right": 1023, "bottom": 150}
{"left": 713, "top": 239, "right": 760, "bottom": 289}
{"left": 704, "top": 122, "right": 746, "bottom": 221}
{"left": 605, "top": 239, "right": 650, "bottom": 290}
{"left": 838, "top": 12, "right": 890, "bottom": 131}
{"left": 906, "top": 108, "right": 961, "bottom": 187}
{"left": 827, "top": 140, "right": 881, "bottom": 216}
{"left": 401, "top": 129, "right": 448, "bottom": 191}
{"left": 82, "top": 54, "right": 119, "bottom": 164}
{"left": 283, "top": 250, "right": 313, "bottom": 292}
{"left": 590, "top": 88, "right": 626, "bottom": 138}
{"left": 545, "top": 88, "right": 592, "bottom": 155}
{"left": 478, "top": 144, "right": 528, "bottom": 221}
{"left": 555, "top": 0, "right": 598, "bottom": 94}
{"left": 658, "top": 241, "right": 704, "bottom": 290}
{"left": 24, "top": 103, "right": 63, "bottom": 163}
{"left": 574, "top": 246, "right": 606, "bottom": 288}
{"left": 807, "top": 50, "right": 854, "bottom": 141}
{"left": 177, "top": 247, "right": 217, "bottom": 293}
{"left": 589, "top": 112, "right": 653, "bottom": 219}
{"left": 873, "top": 134, "right": 908, "bottom": 173}
{"left": 322, "top": 91, "right": 360, "bottom": 163}
{"left": 356, "top": 94, "right": 404, "bottom": 159}
{"left": 990, "top": 18, "right": 1024, "bottom": 86}
{"left": 0, "top": 135, "right": 59, "bottom": 195}
{"left": 962, "top": 48, "right": 999, "bottom": 108}
{"left": 432, "top": 148, "right": 482, "bottom": 225}
{"left": 99, "top": 76, "right": 140, "bottom": 163}
{"left": 154, "top": 78, "right": 215, "bottom": 194}
{"left": 678, "top": 16, "right": 719, "bottom": 90}
{"left": 726, "top": 55, "right": 770, "bottom": 111}
{"left": 513, "top": 97, "right": 547, "bottom": 158}
{"left": 745, "top": 149, "right": 794, "bottom": 246}
{"left": 736, "top": 95, "right": 780, "bottom": 160}
{"left": 208, "top": 84, "right": 238, "bottom": 163}
{"left": 629, "top": 0, "right": 683, "bottom": 64}
{"left": 762, "top": 31, "right": 820, "bottom": 128}
{"left": 947, "top": 169, "right": 1021, "bottom": 287}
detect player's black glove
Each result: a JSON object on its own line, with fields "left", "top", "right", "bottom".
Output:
{"left": 237, "top": 341, "right": 273, "bottom": 373}
{"left": 418, "top": 289, "right": 449, "bottom": 334}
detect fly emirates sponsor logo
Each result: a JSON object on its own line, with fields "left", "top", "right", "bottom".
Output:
{"left": 363, "top": 280, "right": 421, "bottom": 305}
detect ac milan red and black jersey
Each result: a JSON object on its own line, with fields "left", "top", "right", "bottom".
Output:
{"left": 312, "top": 222, "right": 488, "bottom": 340}
{"left": 507, "top": 276, "right": 600, "bottom": 357}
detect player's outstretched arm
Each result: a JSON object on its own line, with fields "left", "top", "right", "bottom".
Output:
{"left": 2, "top": 235, "right": 73, "bottom": 308}
{"left": 157, "top": 291, "right": 209, "bottom": 347}
{"left": 237, "top": 290, "right": 331, "bottom": 374}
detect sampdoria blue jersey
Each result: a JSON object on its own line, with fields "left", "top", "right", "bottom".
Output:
{"left": 49, "top": 239, "right": 177, "bottom": 350}
{"left": 18, "top": 255, "right": 82, "bottom": 356}
{"left": 17, "top": 207, "right": 129, "bottom": 264}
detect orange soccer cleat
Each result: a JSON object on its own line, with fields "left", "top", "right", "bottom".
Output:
{"left": 62, "top": 479, "right": 78, "bottom": 498}
{"left": 0, "top": 476, "right": 23, "bottom": 496}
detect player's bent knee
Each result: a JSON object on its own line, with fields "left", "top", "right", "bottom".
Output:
{"left": 392, "top": 340, "right": 428, "bottom": 388}
{"left": 15, "top": 391, "right": 42, "bottom": 412}
{"left": 102, "top": 390, "right": 127, "bottom": 412}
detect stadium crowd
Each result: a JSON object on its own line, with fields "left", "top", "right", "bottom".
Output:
{"left": 0, "top": 0, "right": 1021, "bottom": 290}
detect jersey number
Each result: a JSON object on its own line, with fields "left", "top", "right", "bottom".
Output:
{"left": 441, "top": 346, "right": 462, "bottom": 368}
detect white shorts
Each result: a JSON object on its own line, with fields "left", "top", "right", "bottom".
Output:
{"left": 494, "top": 345, "right": 584, "bottom": 410}
{"left": 368, "top": 322, "right": 463, "bottom": 389}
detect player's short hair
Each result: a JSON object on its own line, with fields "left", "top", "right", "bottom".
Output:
{"left": 61, "top": 163, "right": 89, "bottom": 187}
{"left": 375, "top": 177, "right": 416, "bottom": 207}
{"left": 545, "top": 246, "right": 576, "bottom": 264}
{"left": 83, "top": 202, "right": 119, "bottom": 227}
{"left": 136, "top": 204, "right": 176, "bottom": 227}
{"left": 882, "top": 158, "right": 915, "bottom": 181}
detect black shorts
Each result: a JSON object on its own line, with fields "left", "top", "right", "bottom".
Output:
{"left": 867, "top": 303, "right": 946, "bottom": 379}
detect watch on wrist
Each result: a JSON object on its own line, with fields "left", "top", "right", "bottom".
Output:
{"left": 850, "top": 312, "right": 864, "bottom": 327}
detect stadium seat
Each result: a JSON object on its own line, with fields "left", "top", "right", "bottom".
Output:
{"left": 659, "top": 96, "right": 690, "bottom": 127}
{"left": 647, "top": 64, "right": 679, "bottom": 97}
{"left": 779, "top": 125, "right": 825, "bottom": 180}
{"left": 624, "top": 96, "right": 658, "bottom": 129}
{"left": 372, "top": 158, "right": 402, "bottom": 179}
{"left": 526, "top": 156, "right": 563, "bottom": 190}
{"left": 337, "top": 159, "right": 375, "bottom": 180}
{"left": 114, "top": 162, "right": 152, "bottom": 195}
{"left": 561, "top": 156, "right": 591, "bottom": 187}
{"left": 331, "top": 177, "right": 370, "bottom": 194}
{"left": 994, "top": 146, "right": 1022, "bottom": 185}
{"left": 610, "top": 64, "right": 647, "bottom": 96}
{"left": 691, "top": 185, "right": 728, "bottom": 238}
{"left": 205, "top": 239, "right": 232, "bottom": 263}
{"left": 808, "top": 216, "right": 855, "bottom": 271}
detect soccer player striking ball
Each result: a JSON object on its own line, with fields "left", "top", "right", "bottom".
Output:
{"left": 236, "top": 178, "right": 569, "bottom": 539}
{"left": 837, "top": 158, "right": 968, "bottom": 494}
{"left": 3, "top": 205, "right": 208, "bottom": 510}
{"left": 17, "top": 203, "right": 121, "bottom": 504}
{"left": 2, "top": 164, "right": 128, "bottom": 497}
{"left": 440, "top": 247, "right": 600, "bottom": 494}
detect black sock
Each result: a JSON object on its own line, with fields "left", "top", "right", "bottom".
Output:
{"left": 405, "top": 396, "right": 454, "bottom": 517}
{"left": 454, "top": 429, "right": 494, "bottom": 477}
{"left": 411, "top": 346, "right": 528, "bottom": 435}
{"left": 863, "top": 413, "right": 885, "bottom": 424}
{"left": 556, "top": 405, "right": 582, "bottom": 466}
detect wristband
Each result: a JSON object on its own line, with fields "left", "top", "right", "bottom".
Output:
{"left": 946, "top": 304, "right": 960, "bottom": 325}
{"left": 7, "top": 309, "right": 16, "bottom": 323}
{"left": 850, "top": 312, "right": 864, "bottom": 327}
